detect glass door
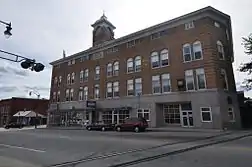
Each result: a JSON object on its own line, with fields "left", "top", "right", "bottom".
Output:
{"left": 112, "top": 110, "right": 119, "bottom": 124}
{"left": 180, "top": 103, "right": 193, "bottom": 127}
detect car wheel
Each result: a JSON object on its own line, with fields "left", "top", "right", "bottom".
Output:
{"left": 101, "top": 127, "right": 106, "bottom": 131}
{"left": 87, "top": 127, "right": 91, "bottom": 131}
{"left": 116, "top": 126, "right": 121, "bottom": 132}
{"left": 134, "top": 126, "right": 140, "bottom": 133}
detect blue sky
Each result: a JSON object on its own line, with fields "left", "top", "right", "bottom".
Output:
{"left": 0, "top": 0, "right": 251, "bottom": 99}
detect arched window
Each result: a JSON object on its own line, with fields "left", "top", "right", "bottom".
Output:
{"left": 54, "top": 77, "right": 58, "bottom": 85}
{"left": 113, "top": 61, "right": 119, "bottom": 76}
{"left": 183, "top": 43, "right": 192, "bottom": 62}
{"left": 160, "top": 49, "right": 169, "bottom": 66}
{"left": 217, "top": 41, "right": 225, "bottom": 60}
{"left": 127, "top": 58, "right": 134, "bottom": 73}
{"left": 193, "top": 41, "right": 203, "bottom": 60}
{"left": 83, "top": 86, "right": 88, "bottom": 100}
{"left": 151, "top": 52, "right": 159, "bottom": 68}
{"left": 84, "top": 69, "right": 88, "bottom": 81}
{"left": 95, "top": 66, "right": 100, "bottom": 80}
{"left": 65, "top": 89, "right": 70, "bottom": 101}
{"left": 70, "top": 88, "right": 74, "bottom": 101}
{"left": 107, "top": 63, "right": 112, "bottom": 77}
{"left": 71, "top": 72, "right": 75, "bottom": 84}
{"left": 80, "top": 70, "right": 84, "bottom": 82}
{"left": 67, "top": 74, "right": 71, "bottom": 85}
{"left": 134, "top": 56, "right": 141, "bottom": 72}
{"left": 106, "top": 82, "right": 113, "bottom": 98}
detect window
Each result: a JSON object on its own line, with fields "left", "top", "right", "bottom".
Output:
{"left": 95, "top": 66, "right": 100, "bottom": 80}
{"left": 161, "top": 73, "right": 171, "bottom": 93}
{"left": 71, "top": 72, "right": 75, "bottom": 84}
{"left": 152, "top": 75, "right": 161, "bottom": 94}
{"left": 228, "top": 107, "right": 235, "bottom": 122}
{"left": 65, "top": 89, "right": 69, "bottom": 101}
{"left": 53, "top": 92, "right": 56, "bottom": 102}
{"left": 84, "top": 69, "right": 88, "bottom": 81}
{"left": 163, "top": 104, "right": 181, "bottom": 124}
{"left": 83, "top": 86, "right": 88, "bottom": 100}
{"left": 113, "top": 81, "right": 119, "bottom": 97}
{"left": 185, "top": 70, "right": 195, "bottom": 91}
{"left": 94, "top": 84, "right": 99, "bottom": 99}
{"left": 196, "top": 68, "right": 206, "bottom": 89}
{"left": 127, "top": 58, "right": 134, "bottom": 73}
{"left": 220, "top": 69, "right": 228, "bottom": 90}
{"left": 135, "top": 56, "right": 141, "bottom": 72}
{"left": 214, "top": 22, "right": 220, "bottom": 28}
{"left": 137, "top": 109, "right": 150, "bottom": 121}
{"left": 127, "top": 79, "right": 134, "bottom": 96}
{"left": 72, "top": 59, "right": 75, "bottom": 65}
{"left": 185, "top": 21, "right": 194, "bottom": 30}
{"left": 151, "top": 52, "right": 159, "bottom": 68}
{"left": 113, "top": 61, "right": 119, "bottom": 76}
{"left": 58, "top": 76, "right": 62, "bottom": 86}
{"left": 102, "top": 111, "right": 112, "bottom": 124}
{"left": 80, "top": 70, "right": 84, "bottom": 83}
{"left": 79, "top": 90, "right": 83, "bottom": 101}
{"left": 183, "top": 44, "right": 192, "bottom": 62}
{"left": 118, "top": 110, "right": 130, "bottom": 123}
{"left": 201, "top": 107, "right": 212, "bottom": 122}
{"left": 70, "top": 89, "right": 74, "bottom": 101}
{"left": 217, "top": 41, "right": 225, "bottom": 60}
{"left": 135, "top": 78, "right": 142, "bottom": 95}
{"left": 107, "top": 63, "right": 112, "bottom": 77}
{"left": 57, "top": 91, "right": 60, "bottom": 102}
{"left": 106, "top": 82, "right": 113, "bottom": 98}
{"left": 127, "top": 40, "right": 135, "bottom": 48}
{"left": 193, "top": 41, "right": 202, "bottom": 60}
{"left": 54, "top": 77, "right": 58, "bottom": 85}
{"left": 67, "top": 74, "right": 71, "bottom": 85}
{"left": 160, "top": 49, "right": 169, "bottom": 66}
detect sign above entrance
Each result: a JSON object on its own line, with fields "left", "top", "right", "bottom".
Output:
{"left": 86, "top": 100, "right": 96, "bottom": 108}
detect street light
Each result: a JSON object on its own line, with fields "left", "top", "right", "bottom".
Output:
{"left": 29, "top": 90, "right": 41, "bottom": 129}
{"left": 0, "top": 20, "right": 12, "bottom": 38}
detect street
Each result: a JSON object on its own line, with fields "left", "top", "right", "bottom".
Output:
{"left": 0, "top": 128, "right": 251, "bottom": 167}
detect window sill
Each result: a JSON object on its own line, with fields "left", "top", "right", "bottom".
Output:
{"left": 201, "top": 121, "right": 212, "bottom": 123}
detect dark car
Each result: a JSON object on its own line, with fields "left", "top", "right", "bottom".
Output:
{"left": 86, "top": 121, "right": 115, "bottom": 131}
{"left": 115, "top": 117, "right": 148, "bottom": 132}
{"left": 4, "top": 122, "right": 24, "bottom": 129}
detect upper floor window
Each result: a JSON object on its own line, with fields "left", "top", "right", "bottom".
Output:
{"left": 67, "top": 74, "right": 71, "bottom": 85}
{"left": 195, "top": 68, "right": 206, "bottom": 90}
{"left": 79, "top": 89, "right": 83, "bottom": 101}
{"left": 83, "top": 86, "right": 88, "bottom": 100}
{"left": 107, "top": 63, "right": 113, "bottom": 77}
{"left": 57, "top": 91, "right": 60, "bottom": 102}
{"left": 183, "top": 44, "right": 192, "bottom": 62}
{"left": 94, "top": 84, "right": 100, "bottom": 99}
{"left": 217, "top": 41, "right": 225, "bottom": 60}
{"left": 53, "top": 92, "right": 56, "bottom": 102}
{"left": 185, "top": 70, "right": 195, "bottom": 91}
{"left": 80, "top": 70, "right": 84, "bottom": 83}
{"left": 193, "top": 41, "right": 203, "bottom": 60}
{"left": 106, "top": 82, "right": 113, "bottom": 98}
{"left": 127, "top": 79, "right": 134, "bottom": 96}
{"left": 113, "top": 61, "right": 119, "bottom": 76}
{"left": 84, "top": 69, "right": 88, "bottom": 81}
{"left": 185, "top": 21, "right": 194, "bottom": 30}
{"left": 95, "top": 66, "right": 100, "bottom": 80}
{"left": 135, "top": 56, "right": 141, "bottom": 72}
{"left": 135, "top": 78, "right": 142, "bottom": 95}
{"left": 214, "top": 22, "right": 220, "bottom": 28}
{"left": 71, "top": 72, "right": 75, "bottom": 84}
{"left": 58, "top": 76, "right": 62, "bottom": 86}
{"left": 70, "top": 88, "right": 74, "bottom": 101}
{"left": 65, "top": 89, "right": 69, "bottom": 101}
{"left": 220, "top": 69, "right": 228, "bottom": 90}
{"left": 113, "top": 81, "right": 119, "bottom": 97}
{"left": 161, "top": 73, "right": 171, "bottom": 93}
{"left": 127, "top": 58, "right": 134, "bottom": 73}
{"left": 152, "top": 75, "right": 161, "bottom": 94}
{"left": 68, "top": 59, "right": 75, "bottom": 66}
{"left": 54, "top": 77, "right": 58, "bottom": 85}
{"left": 160, "top": 49, "right": 169, "bottom": 66}
{"left": 151, "top": 52, "right": 159, "bottom": 68}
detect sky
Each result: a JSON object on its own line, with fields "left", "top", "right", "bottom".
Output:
{"left": 0, "top": 0, "right": 251, "bottom": 100}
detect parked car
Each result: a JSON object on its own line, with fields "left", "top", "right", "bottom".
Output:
{"left": 4, "top": 122, "right": 24, "bottom": 129}
{"left": 115, "top": 117, "right": 148, "bottom": 132}
{"left": 86, "top": 121, "right": 115, "bottom": 131}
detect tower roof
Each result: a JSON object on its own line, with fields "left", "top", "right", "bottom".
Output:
{"left": 91, "top": 13, "right": 116, "bottom": 29}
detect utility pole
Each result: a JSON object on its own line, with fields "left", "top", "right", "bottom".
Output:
{"left": 29, "top": 90, "right": 41, "bottom": 129}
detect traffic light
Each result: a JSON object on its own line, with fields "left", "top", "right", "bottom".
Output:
{"left": 33, "top": 63, "right": 45, "bottom": 72}
{"left": 21, "top": 59, "right": 34, "bottom": 69}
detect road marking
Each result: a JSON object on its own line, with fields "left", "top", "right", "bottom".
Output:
{"left": 0, "top": 144, "right": 45, "bottom": 153}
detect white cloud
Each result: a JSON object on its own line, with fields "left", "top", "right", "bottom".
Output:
{"left": 0, "top": 0, "right": 252, "bottom": 99}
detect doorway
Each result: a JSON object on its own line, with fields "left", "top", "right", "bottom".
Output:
{"left": 180, "top": 103, "right": 194, "bottom": 127}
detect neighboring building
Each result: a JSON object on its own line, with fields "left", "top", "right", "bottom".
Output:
{"left": 0, "top": 97, "right": 49, "bottom": 126}
{"left": 48, "top": 6, "right": 241, "bottom": 129}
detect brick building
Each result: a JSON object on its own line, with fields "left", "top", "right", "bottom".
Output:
{"left": 0, "top": 97, "right": 49, "bottom": 126}
{"left": 48, "top": 6, "right": 241, "bottom": 129}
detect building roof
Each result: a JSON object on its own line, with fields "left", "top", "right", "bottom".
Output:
{"left": 91, "top": 14, "right": 116, "bottom": 29}
{"left": 50, "top": 6, "right": 231, "bottom": 65}
{"left": 0, "top": 97, "right": 49, "bottom": 103}
{"left": 13, "top": 110, "right": 46, "bottom": 118}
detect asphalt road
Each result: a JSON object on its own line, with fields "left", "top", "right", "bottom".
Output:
{"left": 0, "top": 128, "right": 251, "bottom": 167}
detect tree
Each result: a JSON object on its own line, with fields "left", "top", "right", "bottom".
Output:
{"left": 239, "top": 34, "right": 252, "bottom": 90}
